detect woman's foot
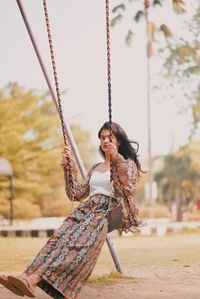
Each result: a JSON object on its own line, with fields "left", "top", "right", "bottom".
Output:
{"left": 7, "top": 275, "right": 37, "bottom": 298}
{"left": 0, "top": 275, "right": 24, "bottom": 296}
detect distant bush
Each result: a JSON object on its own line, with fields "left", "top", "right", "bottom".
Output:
{"left": 0, "top": 198, "right": 42, "bottom": 219}
{"left": 42, "top": 199, "right": 71, "bottom": 217}
{"left": 0, "top": 199, "right": 8, "bottom": 219}
{"left": 0, "top": 196, "right": 73, "bottom": 220}
{"left": 139, "top": 204, "right": 170, "bottom": 219}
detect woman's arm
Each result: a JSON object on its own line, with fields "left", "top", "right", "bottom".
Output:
{"left": 62, "top": 166, "right": 90, "bottom": 201}
{"left": 111, "top": 154, "right": 141, "bottom": 231}
{"left": 104, "top": 142, "right": 138, "bottom": 189}
{"left": 61, "top": 146, "right": 90, "bottom": 201}
{"left": 111, "top": 153, "right": 138, "bottom": 190}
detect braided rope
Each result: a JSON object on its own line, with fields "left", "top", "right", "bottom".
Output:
{"left": 105, "top": 0, "right": 112, "bottom": 134}
{"left": 42, "top": 0, "right": 75, "bottom": 202}
{"left": 144, "top": 0, "right": 150, "bottom": 11}
{"left": 105, "top": 0, "right": 113, "bottom": 185}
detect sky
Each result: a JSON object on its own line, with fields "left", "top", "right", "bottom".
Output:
{"left": 0, "top": 0, "right": 197, "bottom": 162}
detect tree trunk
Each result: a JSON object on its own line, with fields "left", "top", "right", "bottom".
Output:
{"left": 171, "top": 190, "right": 182, "bottom": 222}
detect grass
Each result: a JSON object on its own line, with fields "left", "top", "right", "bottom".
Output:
{"left": 88, "top": 272, "right": 135, "bottom": 285}
{"left": 177, "top": 227, "right": 200, "bottom": 234}
{"left": 1, "top": 234, "right": 200, "bottom": 278}
{"left": 95, "top": 233, "right": 200, "bottom": 271}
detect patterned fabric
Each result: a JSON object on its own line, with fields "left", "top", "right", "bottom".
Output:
{"left": 24, "top": 195, "right": 109, "bottom": 299}
{"left": 64, "top": 153, "right": 144, "bottom": 232}
{"left": 24, "top": 154, "right": 144, "bottom": 299}
{"left": 111, "top": 154, "right": 144, "bottom": 232}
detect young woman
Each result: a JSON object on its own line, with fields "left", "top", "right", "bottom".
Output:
{"left": 0, "top": 122, "right": 144, "bottom": 299}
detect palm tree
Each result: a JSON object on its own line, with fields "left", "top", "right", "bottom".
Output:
{"left": 111, "top": 0, "right": 185, "bottom": 218}
{"left": 111, "top": 0, "right": 186, "bottom": 46}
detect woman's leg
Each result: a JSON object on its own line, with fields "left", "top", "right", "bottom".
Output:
{"left": 21, "top": 273, "right": 42, "bottom": 291}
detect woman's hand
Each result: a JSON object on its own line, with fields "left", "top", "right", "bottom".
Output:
{"left": 105, "top": 142, "right": 118, "bottom": 159}
{"left": 60, "top": 145, "right": 71, "bottom": 167}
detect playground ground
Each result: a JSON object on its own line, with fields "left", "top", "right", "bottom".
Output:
{"left": 0, "top": 233, "right": 200, "bottom": 298}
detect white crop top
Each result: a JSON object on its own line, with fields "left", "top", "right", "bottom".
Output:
{"left": 89, "top": 169, "right": 113, "bottom": 197}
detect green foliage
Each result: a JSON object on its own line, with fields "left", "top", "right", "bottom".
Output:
{"left": 161, "top": 6, "right": 200, "bottom": 133}
{"left": 125, "top": 30, "right": 133, "bottom": 47}
{"left": 154, "top": 141, "right": 200, "bottom": 206}
{"left": 139, "top": 204, "right": 170, "bottom": 218}
{"left": 135, "top": 176, "right": 146, "bottom": 205}
{"left": 70, "top": 123, "right": 97, "bottom": 169}
{"left": 159, "top": 24, "right": 173, "bottom": 38}
{"left": 110, "top": 14, "right": 123, "bottom": 27}
{"left": 112, "top": 4, "right": 125, "bottom": 14}
{"left": 111, "top": 0, "right": 185, "bottom": 45}
{"left": 42, "top": 197, "right": 71, "bottom": 217}
{"left": 172, "top": 0, "right": 186, "bottom": 14}
{"left": 0, "top": 197, "right": 43, "bottom": 219}
{"left": 0, "top": 84, "right": 96, "bottom": 219}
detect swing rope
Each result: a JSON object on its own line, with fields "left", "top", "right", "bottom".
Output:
{"left": 42, "top": 0, "right": 67, "bottom": 146}
{"left": 43, "top": 0, "right": 113, "bottom": 145}
{"left": 42, "top": 0, "right": 75, "bottom": 201}
{"left": 105, "top": 0, "right": 112, "bottom": 136}
{"left": 105, "top": 0, "right": 114, "bottom": 187}
{"left": 42, "top": 0, "right": 113, "bottom": 195}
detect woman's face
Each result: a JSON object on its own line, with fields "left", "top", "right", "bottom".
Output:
{"left": 99, "top": 129, "right": 120, "bottom": 153}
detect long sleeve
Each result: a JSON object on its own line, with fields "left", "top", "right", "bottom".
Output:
{"left": 62, "top": 158, "right": 91, "bottom": 201}
{"left": 111, "top": 153, "right": 138, "bottom": 194}
{"left": 111, "top": 153, "right": 142, "bottom": 232}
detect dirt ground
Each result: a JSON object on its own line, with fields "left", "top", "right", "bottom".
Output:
{"left": 1, "top": 265, "right": 200, "bottom": 299}
{"left": 1, "top": 233, "right": 200, "bottom": 299}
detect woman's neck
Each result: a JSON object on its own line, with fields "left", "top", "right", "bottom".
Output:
{"left": 103, "top": 153, "right": 110, "bottom": 166}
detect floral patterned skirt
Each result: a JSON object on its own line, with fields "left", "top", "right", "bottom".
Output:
{"left": 24, "top": 194, "right": 110, "bottom": 299}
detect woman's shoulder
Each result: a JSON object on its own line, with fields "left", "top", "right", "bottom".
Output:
{"left": 127, "top": 158, "right": 137, "bottom": 168}
{"left": 87, "top": 162, "right": 102, "bottom": 175}
{"left": 113, "top": 153, "right": 137, "bottom": 168}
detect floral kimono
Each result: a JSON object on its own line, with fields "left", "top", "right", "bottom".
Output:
{"left": 24, "top": 153, "right": 143, "bottom": 299}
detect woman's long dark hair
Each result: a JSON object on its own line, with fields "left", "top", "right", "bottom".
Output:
{"left": 98, "top": 122, "right": 144, "bottom": 175}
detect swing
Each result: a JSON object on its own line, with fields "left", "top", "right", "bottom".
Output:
{"left": 14, "top": 0, "right": 124, "bottom": 275}
{"left": 42, "top": 0, "right": 113, "bottom": 151}
{"left": 42, "top": 0, "right": 123, "bottom": 232}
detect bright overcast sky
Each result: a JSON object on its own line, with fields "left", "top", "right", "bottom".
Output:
{"left": 0, "top": 0, "right": 196, "bottom": 162}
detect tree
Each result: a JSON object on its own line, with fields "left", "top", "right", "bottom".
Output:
{"left": 154, "top": 141, "right": 200, "bottom": 220}
{"left": 160, "top": 5, "right": 200, "bottom": 135}
{"left": 0, "top": 84, "right": 96, "bottom": 219}
{"left": 110, "top": 0, "right": 186, "bottom": 218}
{"left": 111, "top": 0, "right": 185, "bottom": 46}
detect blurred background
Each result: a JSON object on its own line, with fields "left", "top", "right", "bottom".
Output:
{"left": 0, "top": 0, "right": 199, "bottom": 225}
